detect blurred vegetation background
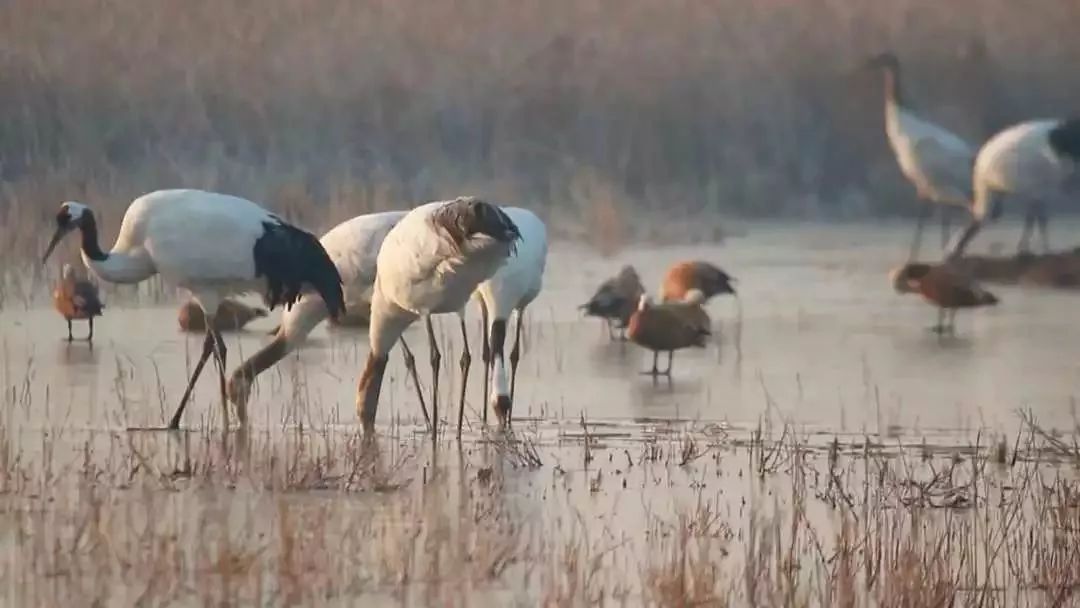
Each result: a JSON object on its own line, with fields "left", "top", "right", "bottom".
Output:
{"left": 0, "top": 0, "right": 1077, "bottom": 247}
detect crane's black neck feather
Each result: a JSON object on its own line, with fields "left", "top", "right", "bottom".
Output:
{"left": 1049, "top": 119, "right": 1080, "bottom": 161}
{"left": 433, "top": 197, "right": 521, "bottom": 252}
{"left": 252, "top": 220, "right": 345, "bottom": 317}
{"left": 79, "top": 210, "right": 108, "bottom": 262}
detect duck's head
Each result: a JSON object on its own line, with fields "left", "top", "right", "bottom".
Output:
{"left": 889, "top": 262, "right": 932, "bottom": 293}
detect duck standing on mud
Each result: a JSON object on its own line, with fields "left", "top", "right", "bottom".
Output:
{"left": 178, "top": 298, "right": 268, "bottom": 332}
{"left": 580, "top": 265, "right": 646, "bottom": 340}
{"left": 890, "top": 262, "right": 998, "bottom": 335}
{"left": 627, "top": 293, "right": 711, "bottom": 376}
{"left": 53, "top": 263, "right": 104, "bottom": 342}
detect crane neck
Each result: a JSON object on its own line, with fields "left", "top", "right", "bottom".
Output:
{"left": 881, "top": 64, "right": 904, "bottom": 110}
{"left": 78, "top": 210, "right": 107, "bottom": 262}
{"left": 77, "top": 210, "right": 154, "bottom": 284}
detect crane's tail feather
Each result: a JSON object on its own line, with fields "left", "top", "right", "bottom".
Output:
{"left": 1049, "top": 118, "right": 1080, "bottom": 161}
{"left": 254, "top": 222, "right": 346, "bottom": 319}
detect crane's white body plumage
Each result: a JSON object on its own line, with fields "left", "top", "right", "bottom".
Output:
{"left": 82, "top": 190, "right": 281, "bottom": 305}
{"left": 472, "top": 207, "right": 547, "bottom": 420}
{"left": 885, "top": 102, "right": 975, "bottom": 207}
{"left": 473, "top": 208, "right": 547, "bottom": 320}
{"left": 371, "top": 200, "right": 514, "bottom": 350}
{"left": 972, "top": 120, "right": 1073, "bottom": 218}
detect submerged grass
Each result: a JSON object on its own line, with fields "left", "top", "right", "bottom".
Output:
{"left": 0, "top": 390, "right": 1076, "bottom": 605}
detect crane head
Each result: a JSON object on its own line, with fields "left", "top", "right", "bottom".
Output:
{"left": 862, "top": 52, "right": 900, "bottom": 73}
{"left": 43, "top": 202, "right": 90, "bottom": 263}
{"left": 437, "top": 197, "right": 522, "bottom": 254}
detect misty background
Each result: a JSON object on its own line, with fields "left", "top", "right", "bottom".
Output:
{"left": 0, "top": 0, "right": 1076, "bottom": 256}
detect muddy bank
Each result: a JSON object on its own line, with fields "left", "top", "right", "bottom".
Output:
{"left": 952, "top": 248, "right": 1080, "bottom": 289}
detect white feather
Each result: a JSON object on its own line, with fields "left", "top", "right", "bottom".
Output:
{"left": 972, "top": 119, "right": 1070, "bottom": 218}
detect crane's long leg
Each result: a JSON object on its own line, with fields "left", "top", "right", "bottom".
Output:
{"left": 425, "top": 316, "right": 441, "bottom": 444}
{"left": 940, "top": 206, "right": 953, "bottom": 249}
{"left": 208, "top": 327, "right": 229, "bottom": 427}
{"left": 169, "top": 330, "right": 216, "bottom": 430}
{"left": 400, "top": 338, "right": 431, "bottom": 430}
{"left": 1018, "top": 204, "right": 1037, "bottom": 254}
{"left": 87, "top": 318, "right": 94, "bottom": 343}
{"left": 1034, "top": 199, "right": 1050, "bottom": 252}
{"left": 664, "top": 351, "right": 675, "bottom": 376}
{"left": 481, "top": 303, "right": 491, "bottom": 426}
{"left": 456, "top": 314, "right": 471, "bottom": 438}
{"left": 66, "top": 319, "right": 73, "bottom": 342}
{"left": 909, "top": 204, "right": 932, "bottom": 260}
{"left": 509, "top": 308, "right": 526, "bottom": 412}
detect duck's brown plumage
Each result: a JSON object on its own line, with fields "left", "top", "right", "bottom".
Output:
{"left": 53, "top": 264, "right": 104, "bottom": 341}
{"left": 178, "top": 299, "right": 268, "bottom": 332}
{"left": 891, "top": 263, "right": 998, "bottom": 309}
{"left": 627, "top": 297, "right": 711, "bottom": 374}
{"left": 891, "top": 262, "right": 998, "bottom": 334}
{"left": 580, "top": 265, "right": 646, "bottom": 336}
{"left": 660, "top": 261, "right": 736, "bottom": 303}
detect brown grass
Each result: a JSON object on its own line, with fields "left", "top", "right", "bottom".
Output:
{"left": 1, "top": 0, "right": 1079, "bottom": 270}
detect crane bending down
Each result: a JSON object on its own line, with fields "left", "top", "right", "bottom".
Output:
{"left": 948, "top": 119, "right": 1080, "bottom": 260}
{"left": 865, "top": 52, "right": 976, "bottom": 259}
{"left": 41, "top": 189, "right": 345, "bottom": 429}
{"left": 473, "top": 207, "right": 547, "bottom": 429}
{"left": 225, "top": 211, "right": 411, "bottom": 422}
{"left": 356, "top": 197, "right": 520, "bottom": 439}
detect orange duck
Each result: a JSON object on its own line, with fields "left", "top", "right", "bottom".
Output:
{"left": 53, "top": 264, "right": 104, "bottom": 342}
{"left": 890, "top": 262, "right": 998, "bottom": 335}
{"left": 178, "top": 298, "right": 268, "bottom": 332}
{"left": 627, "top": 293, "right": 711, "bottom": 376}
{"left": 660, "top": 261, "right": 736, "bottom": 303}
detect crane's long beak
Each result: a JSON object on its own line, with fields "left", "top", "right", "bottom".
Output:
{"left": 42, "top": 226, "right": 71, "bottom": 263}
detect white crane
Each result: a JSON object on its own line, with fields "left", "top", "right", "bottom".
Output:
{"left": 472, "top": 207, "right": 547, "bottom": 429}
{"left": 948, "top": 118, "right": 1080, "bottom": 259}
{"left": 226, "top": 210, "right": 423, "bottom": 422}
{"left": 865, "top": 52, "right": 976, "bottom": 258}
{"left": 355, "top": 197, "right": 520, "bottom": 441}
{"left": 41, "top": 189, "right": 345, "bottom": 430}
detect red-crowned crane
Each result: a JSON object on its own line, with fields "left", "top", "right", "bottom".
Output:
{"left": 865, "top": 52, "right": 976, "bottom": 259}
{"left": 948, "top": 119, "right": 1080, "bottom": 259}
{"left": 355, "top": 197, "right": 520, "bottom": 441}
{"left": 225, "top": 210, "right": 411, "bottom": 423}
{"left": 41, "top": 189, "right": 345, "bottom": 429}
{"left": 472, "top": 207, "right": 547, "bottom": 429}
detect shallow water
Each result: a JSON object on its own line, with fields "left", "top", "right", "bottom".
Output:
{"left": 4, "top": 219, "right": 1080, "bottom": 441}
{"left": 2, "top": 219, "right": 1080, "bottom": 605}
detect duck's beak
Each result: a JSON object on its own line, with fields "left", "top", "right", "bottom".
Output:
{"left": 42, "top": 225, "right": 72, "bottom": 263}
